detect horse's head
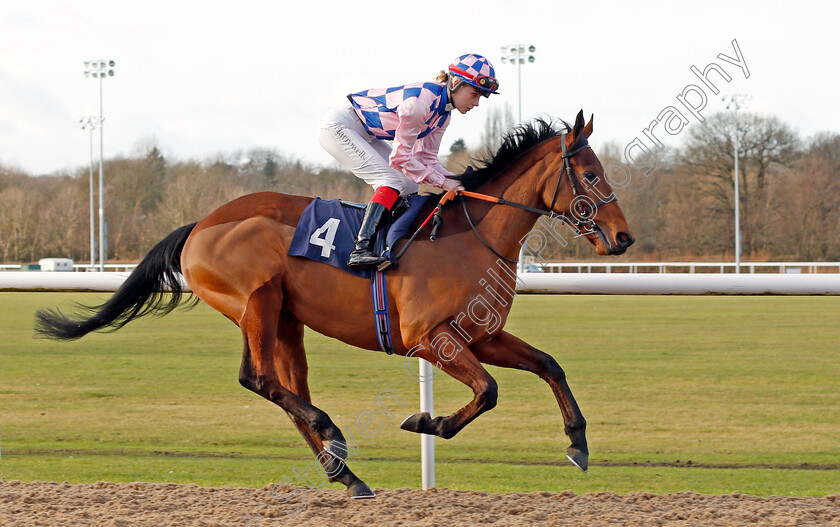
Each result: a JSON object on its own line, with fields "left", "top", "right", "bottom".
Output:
{"left": 540, "top": 110, "right": 634, "bottom": 255}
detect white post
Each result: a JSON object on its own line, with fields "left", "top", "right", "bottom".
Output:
{"left": 419, "top": 358, "right": 435, "bottom": 490}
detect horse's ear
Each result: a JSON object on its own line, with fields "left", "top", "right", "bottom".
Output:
{"left": 570, "top": 109, "right": 585, "bottom": 141}
{"left": 582, "top": 114, "right": 594, "bottom": 139}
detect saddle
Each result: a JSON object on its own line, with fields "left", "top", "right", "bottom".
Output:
{"left": 288, "top": 194, "right": 431, "bottom": 278}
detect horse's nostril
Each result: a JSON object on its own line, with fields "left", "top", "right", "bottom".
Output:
{"left": 616, "top": 231, "right": 634, "bottom": 248}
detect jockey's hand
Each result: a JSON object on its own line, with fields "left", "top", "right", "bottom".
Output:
{"left": 441, "top": 178, "right": 465, "bottom": 192}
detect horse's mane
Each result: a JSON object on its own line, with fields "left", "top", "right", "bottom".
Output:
{"left": 454, "top": 118, "right": 570, "bottom": 191}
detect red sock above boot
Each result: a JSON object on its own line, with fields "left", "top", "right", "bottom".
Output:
{"left": 370, "top": 186, "right": 399, "bottom": 210}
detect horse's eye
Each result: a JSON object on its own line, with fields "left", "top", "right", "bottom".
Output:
{"left": 584, "top": 171, "right": 597, "bottom": 182}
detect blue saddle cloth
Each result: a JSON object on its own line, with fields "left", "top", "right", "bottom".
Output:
{"left": 288, "top": 195, "right": 431, "bottom": 278}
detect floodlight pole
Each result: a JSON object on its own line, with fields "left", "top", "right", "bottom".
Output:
{"left": 722, "top": 94, "right": 750, "bottom": 274}
{"left": 84, "top": 59, "right": 116, "bottom": 271}
{"left": 98, "top": 71, "right": 105, "bottom": 272}
{"left": 734, "top": 133, "right": 740, "bottom": 274}
{"left": 500, "top": 44, "right": 536, "bottom": 273}
{"left": 80, "top": 117, "right": 101, "bottom": 268}
{"left": 500, "top": 44, "right": 536, "bottom": 126}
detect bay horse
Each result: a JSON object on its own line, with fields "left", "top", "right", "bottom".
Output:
{"left": 35, "top": 111, "right": 634, "bottom": 498}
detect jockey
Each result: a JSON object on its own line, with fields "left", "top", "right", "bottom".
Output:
{"left": 317, "top": 53, "right": 500, "bottom": 270}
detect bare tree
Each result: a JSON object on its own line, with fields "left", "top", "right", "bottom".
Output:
{"left": 105, "top": 148, "right": 168, "bottom": 259}
{"left": 767, "top": 133, "right": 840, "bottom": 260}
{"left": 681, "top": 112, "right": 800, "bottom": 256}
{"left": 152, "top": 161, "right": 248, "bottom": 237}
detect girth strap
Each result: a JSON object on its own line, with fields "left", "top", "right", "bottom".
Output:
{"left": 370, "top": 220, "right": 395, "bottom": 354}
{"left": 370, "top": 268, "right": 394, "bottom": 354}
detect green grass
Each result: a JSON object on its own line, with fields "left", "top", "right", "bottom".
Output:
{"left": 1, "top": 292, "right": 838, "bottom": 496}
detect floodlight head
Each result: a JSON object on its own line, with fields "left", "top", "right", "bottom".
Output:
{"left": 528, "top": 45, "right": 536, "bottom": 52}
{"left": 721, "top": 93, "right": 751, "bottom": 111}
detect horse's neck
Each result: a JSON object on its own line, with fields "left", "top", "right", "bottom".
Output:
{"left": 472, "top": 147, "right": 562, "bottom": 260}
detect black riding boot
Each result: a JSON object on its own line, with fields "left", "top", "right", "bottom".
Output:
{"left": 347, "top": 202, "right": 388, "bottom": 270}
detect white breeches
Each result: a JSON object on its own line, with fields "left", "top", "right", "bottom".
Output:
{"left": 317, "top": 102, "right": 419, "bottom": 195}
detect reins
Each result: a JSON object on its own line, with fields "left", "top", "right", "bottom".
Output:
{"left": 460, "top": 196, "right": 518, "bottom": 264}
{"left": 379, "top": 131, "right": 618, "bottom": 271}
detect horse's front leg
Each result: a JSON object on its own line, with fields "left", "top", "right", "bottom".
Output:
{"left": 470, "top": 330, "right": 589, "bottom": 472}
{"left": 399, "top": 325, "right": 498, "bottom": 440}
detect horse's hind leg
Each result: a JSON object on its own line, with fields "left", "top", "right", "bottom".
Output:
{"left": 470, "top": 330, "right": 589, "bottom": 472}
{"left": 238, "top": 281, "right": 374, "bottom": 498}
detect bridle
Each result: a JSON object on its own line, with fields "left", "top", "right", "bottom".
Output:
{"left": 550, "top": 130, "right": 618, "bottom": 230}
{"left": 458, "top": 129, "right": 618, "bottom": 263}
{"left": 387, "top": 129, "right": 619, "bottom": 269}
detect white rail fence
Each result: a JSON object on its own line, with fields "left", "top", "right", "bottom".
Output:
{"left": 516, "top": 273, "right": 840, "bottom": 295}
{"left": 537, "top": 261, "right": 840, "bottom": 274}
{"left": 2, "top": 261, "right": 839, "bottom": 274}
{"left": 0, "top": 271, "right": 136, "bottom": 291}
{"left": 0, "top": 264, "right": 138, "bottom": 272}
{"left": 1, "top": 268, "right": 839, "bottom": 295}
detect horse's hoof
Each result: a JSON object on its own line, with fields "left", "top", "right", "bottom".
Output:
{"left": 346, "top": 480, "right": 376, "bottom": 499}
{"left": 566, "top": 447, "right": 589, "bottom": 473}
{"left": 323, "top": 439, "right": 348, "bottom": 462}
{"left": 400, "top": 412, "right": 430, "bottom": 434}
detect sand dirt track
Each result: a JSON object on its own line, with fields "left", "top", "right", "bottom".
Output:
{"left": 0, "top": 481, "right": 837, "bottom": 526}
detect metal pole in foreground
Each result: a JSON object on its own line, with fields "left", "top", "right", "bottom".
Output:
{"left": 419, "top": 358, "right": 435, "bottom": 490}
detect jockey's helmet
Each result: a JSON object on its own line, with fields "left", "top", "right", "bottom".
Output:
{"left": 448, "top": 53, "right": 500, "bottom": 96}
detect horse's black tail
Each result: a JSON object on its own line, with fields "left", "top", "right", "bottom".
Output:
{"left": 34, "top": 223, "right": 198, "bottom": 341}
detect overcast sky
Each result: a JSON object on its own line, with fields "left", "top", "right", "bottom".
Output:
{"left": 1, "top": 0, "right": 838, "bottom": 176}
